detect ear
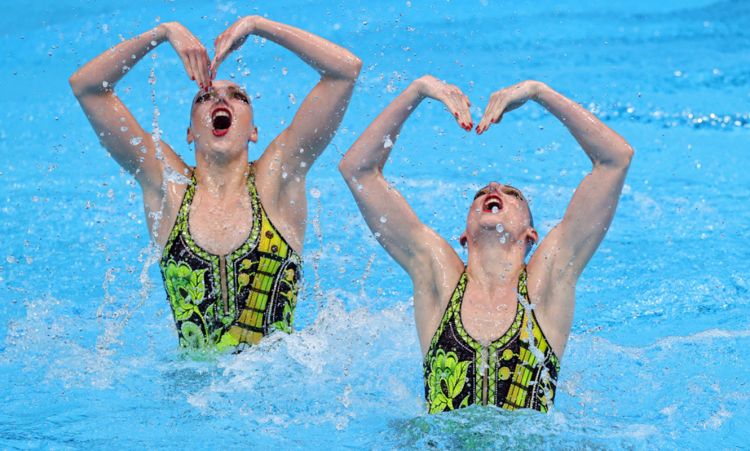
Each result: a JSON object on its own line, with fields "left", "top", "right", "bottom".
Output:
{"left": 248, "top": 126, "right": 258, "bottom": 143}
{"left": 187, "top": 127, "right": 194, "bottom": 144}
{"left": 526, "top": 227, "right": 539, "bottom": 246}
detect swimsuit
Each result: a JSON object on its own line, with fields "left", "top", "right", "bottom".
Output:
{"left": 423, "top": 268, "right": 560, "bottom": 413}
{"left": 159, "top": 163, "right": 302, "bottom": 350}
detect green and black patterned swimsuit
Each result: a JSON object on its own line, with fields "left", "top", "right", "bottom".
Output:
{"left": 159, "top": 163, "right": 301, "bottom": 350}
{"left": 424, "top": 268, "right": 560, "bottom": 413}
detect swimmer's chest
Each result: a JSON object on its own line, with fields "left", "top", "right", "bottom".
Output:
{"left": 188, "top": 188, "right": 254, "bottom": 256}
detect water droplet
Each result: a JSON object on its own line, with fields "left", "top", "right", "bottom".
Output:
{"left": 495, "top": 223, "right": 504, "bottom": 233}
{"left": 130, "top": 137, "right": 142, "bottom": 146}
{"left": 499, "top": 234, "right": 507, "bottom": 244}
{"left": 309, "top": 188, "right": 321, "bottom": 199}
{"left": 491, "top": 206, "right": 499, "bottom": 214}
{"left": 379, "top": 216, "right": 388, "bottom": 223}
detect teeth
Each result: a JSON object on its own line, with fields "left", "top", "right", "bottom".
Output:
{"left": 213, "top": 110, "right": 230, "bottom": 119}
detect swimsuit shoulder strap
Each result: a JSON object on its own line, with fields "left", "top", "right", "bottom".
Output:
{"left": 246, "top": 162, "right": 267, "bottom": 222}
{"left": 448, "top": 270, "right": 469, "bottom": 318}
{"left": 162, "top": 171, "right": 197, "bottom": 256}
{"left": 174, "top": 170, "right": 197, "bottom": 229}
{"left": 517, "top": 266, "right": 529, "bottom": 300}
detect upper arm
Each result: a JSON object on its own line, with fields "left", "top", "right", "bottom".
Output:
{"left": 342, "top": 168, "right": 460, "bottom": 279}
{"left": 253, "top": 73, "right": 359, "bottom": 250}
{"left": 258, "top": 74, "right": 358, "bottom": 182}
{"left": 73, "top": 89, "right": 187, "bottom": 191}
{"left": 532, "top": 158, "right": 632, "bottom": 281}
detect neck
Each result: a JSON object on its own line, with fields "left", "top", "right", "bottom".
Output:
{"left": 465, "top": 231, "right": 527, "bottom": 291}
{"left": 194, "top": 147, "right": 249, "bottom": 196}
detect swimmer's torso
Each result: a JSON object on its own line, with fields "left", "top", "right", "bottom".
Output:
{"left": 423, "top": 269, "right": 560, "bottom": 413}
{"left": 159, "top": 163, "right": 302, "bottom": 350}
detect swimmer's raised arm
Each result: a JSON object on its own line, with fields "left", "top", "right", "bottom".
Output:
{"left": 478, "top": 80, "right": 633, "bottom": 282}
{"left": 211, "top": 16, "right": 362, "bottom": 251}
{"left": 339, "top": 75, "right": 471, "bottom": 280}
{"left": 69, "top": 22, "right": 209, "bottom": 192}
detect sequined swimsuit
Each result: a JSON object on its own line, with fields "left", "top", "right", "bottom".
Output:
{"left": 424, "top": 268, "right": 560, "bottom": 413}
{"left": 159, "top": 163, "right": 302, "bottom": 350}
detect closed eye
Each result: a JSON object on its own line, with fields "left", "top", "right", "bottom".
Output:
{"left": 195, "top": 93, "right": 211, "bottom": 104}
{"left": 232, "top": 92, "right": 249, "bottom": 103}
{"left": 473, "top": 188, "right": 489, "bottom": 200}
{"left": 505, "top": 189, "right": 524, "bottom": 201}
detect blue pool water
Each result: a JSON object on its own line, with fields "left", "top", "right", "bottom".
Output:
{"left": 1, "top": 0, "right": 749, "bottom": 448}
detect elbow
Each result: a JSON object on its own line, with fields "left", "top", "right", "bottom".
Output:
{"left": 341, "top": 55, "right": 362, "bottom": 82}
{"left": 620, "top": 144, "right": 635, "bottom": 168}
{"left": 600, "top": 142, "right": 634, "bottom": 170}
{"left": 68, "top": 72, "right": 84, "bottom": 98}
{"left": 69, "top": 70, "right": 98, "bottom": 98}
{"left": 338, "top": 155, "right": 355, "bottom": 178}
{"left": 351, "top": 56, "right": 363, "bottom": 79}
{"left": 338, "top": 152, "right": 373, "bottom": 182}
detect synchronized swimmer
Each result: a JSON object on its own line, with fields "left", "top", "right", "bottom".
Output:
{"left": 70, "top": 17, "right": 361, "bottom": 349}
{"left": 71, "top": 16, "right": 631, "bottom": 414}
{"left": 339, "top": 76, "right": 632, "bottom": 412}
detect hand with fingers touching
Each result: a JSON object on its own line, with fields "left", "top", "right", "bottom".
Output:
{"left": 414, "top": 75, "right": 473, "bottom": 131}
{"left": 210, "top": 16, "right": 260, "bottom": 79}
{"left": 476, "top": 80, "right": 543, "bottom": 134}
{"left": 159, "top": 22, "right": 211, "bottom": 90}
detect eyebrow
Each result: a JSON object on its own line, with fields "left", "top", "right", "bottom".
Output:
{"left": 504, "top": 185, "right": 525, "bottom": 200}
{"left": 473, "top": 186, "right": 490, "bottom": 200}
{"left": 193, "top": 86, "right": 249, "bottom": 102}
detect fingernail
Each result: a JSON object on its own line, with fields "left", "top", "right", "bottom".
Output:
{"left": 454, "top": 112, "right": 459, "bottom": 118}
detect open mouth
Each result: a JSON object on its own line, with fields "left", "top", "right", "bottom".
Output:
{"left": 211, "top": 107, "right": 232, "bottom": 137}
{"left": 482, "top": 194, "right": 503, "bottom": 213}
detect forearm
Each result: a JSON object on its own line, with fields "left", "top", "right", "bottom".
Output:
{"left": 69, "top": 25, "right": 166, "bottom": 97}
{"left": 533, "top": 83, "right": 633, "bottom": 168}
{"left": 252, "top": 17, "right": 360, "bottom": 80}
{"left": 339, "top": 82, "right": 423, "bottom": 177}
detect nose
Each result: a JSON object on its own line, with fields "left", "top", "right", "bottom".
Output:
{"left": 489, "top": 181, "right": 502, "bottom": 192}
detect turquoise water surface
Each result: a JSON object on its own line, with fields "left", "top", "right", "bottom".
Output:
{"left": 1, "top": 1, "right": 749, "bottom": 448}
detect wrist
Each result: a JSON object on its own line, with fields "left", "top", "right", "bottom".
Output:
{"left": 530, "top": 81, "right": 549, "bottom": 101}
{"left": 407, "top": 79, "right": 426, "bottom": 101}
{"left": 242, "top": 15, "right": 263, "bottom": 35}
{"left": 155, "top": 22, "right": 180, "bottom": 45}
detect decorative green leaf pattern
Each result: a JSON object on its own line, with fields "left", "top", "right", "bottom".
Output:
{"left": 427, "top": 349, "right": 470, "bottom": 413}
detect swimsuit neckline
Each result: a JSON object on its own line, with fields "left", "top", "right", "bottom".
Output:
{"left": 456, "top": 269, "right": 525, "bottom": 349}
{"left": 185, "top": 168, "right": 259, "bottom": 259}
